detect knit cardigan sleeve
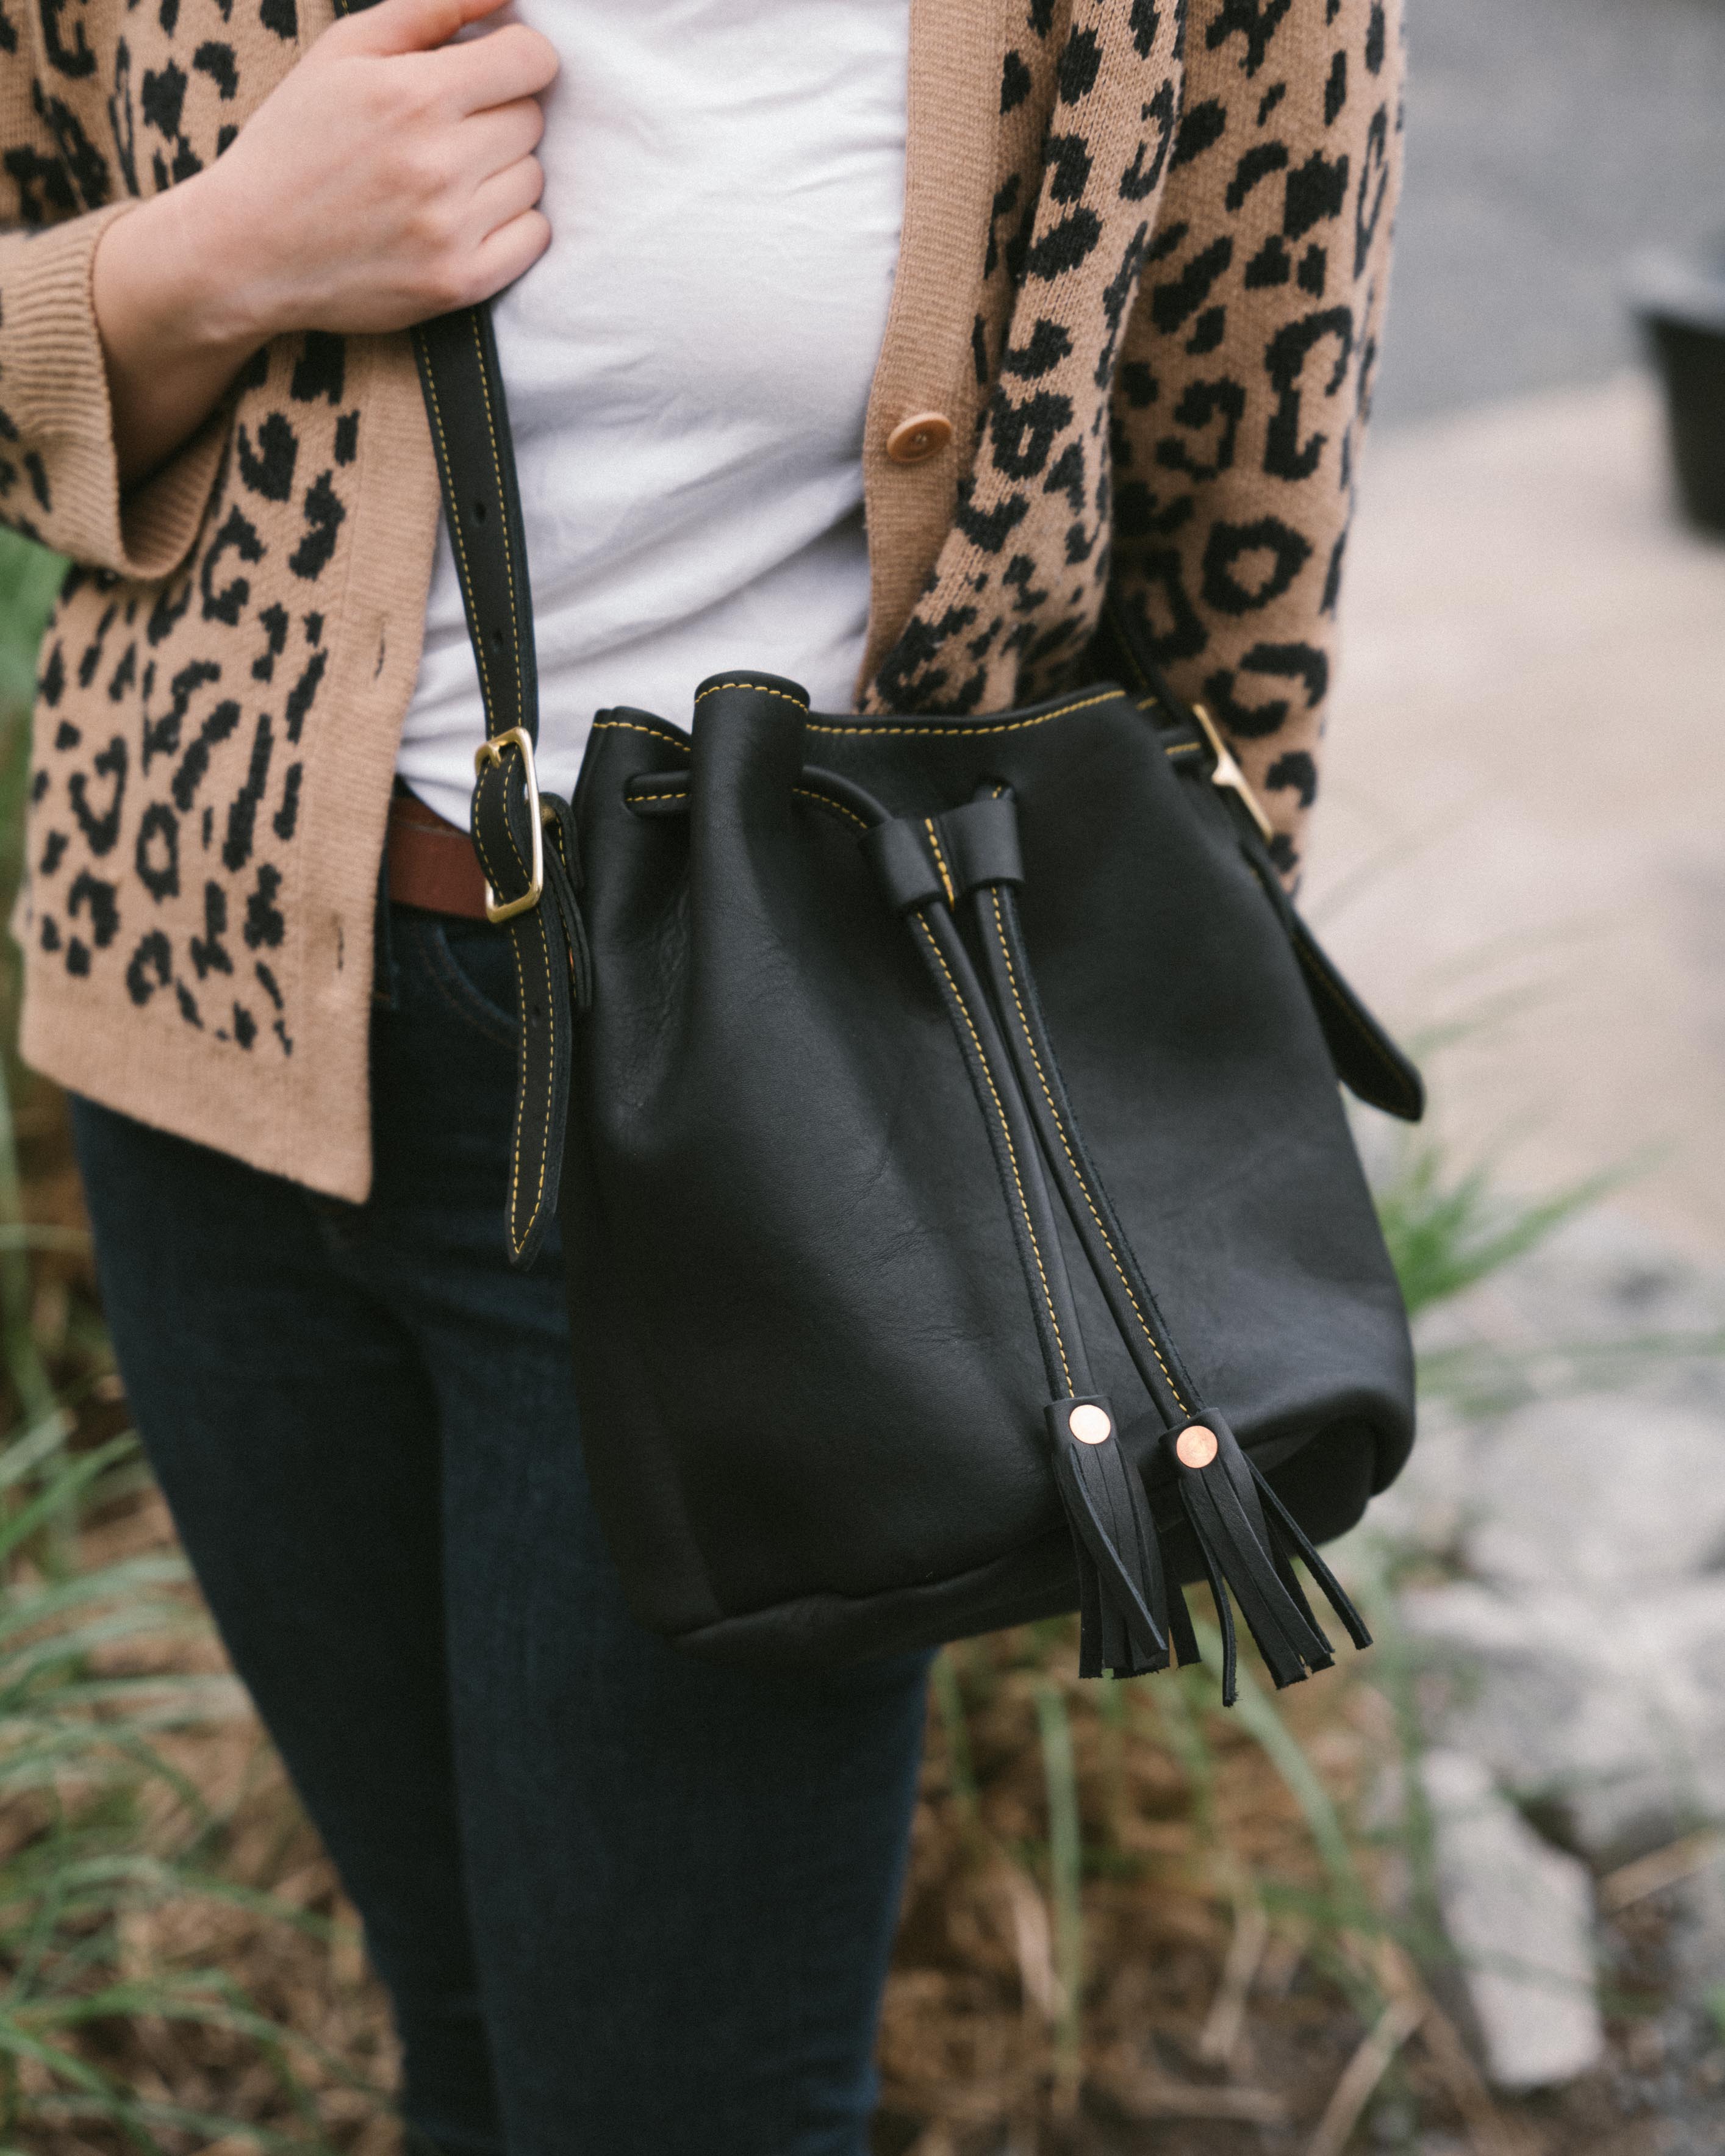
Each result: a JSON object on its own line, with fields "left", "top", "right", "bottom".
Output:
{"left": 0, "top": 74, "right": 226, "bottom": 578}
{"left": 1110, "top": 0, "right": 1404, "bottom": 875}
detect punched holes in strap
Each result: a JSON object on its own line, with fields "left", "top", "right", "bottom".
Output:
{"left": 414, "top": 306, "right": 539, "bottom": 755}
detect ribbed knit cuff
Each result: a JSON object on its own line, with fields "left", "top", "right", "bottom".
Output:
{"left": 0, "top": 202, "right": 226, "bottom": 578}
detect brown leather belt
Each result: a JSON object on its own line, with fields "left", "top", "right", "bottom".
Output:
{"left": 386, "top": 787, "right": 490, "bottom": 920}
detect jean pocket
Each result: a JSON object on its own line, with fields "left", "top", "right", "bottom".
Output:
{"left": 418, "top": 917, "right": 519, "bottom": 1047}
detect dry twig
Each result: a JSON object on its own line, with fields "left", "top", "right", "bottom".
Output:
{"left": 1094, "top": 2055, "right": 1289, "bottom": 2126}
{"left": 1196, "top": 1886, "right": 1270, "bottom": 2068}
{"left": 1599, "top": 1828, "right": 1723, "bottom": 1913}
{"left": 1305, "top": 1994, "right": 1425, "bottom": 2156}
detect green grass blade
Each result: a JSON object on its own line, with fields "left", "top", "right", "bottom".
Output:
{"left": 1035, "top": 1679, "right": 1085, "bottom": 2105}
{"left": 930, "top": 1649, "right": 978, "bottom": 1827}
{"left": 0, "top": 1434, "right": 138, "bottom": 1566}
{"left": 0, "top": 1410, "right": 73, "bottom": 1494}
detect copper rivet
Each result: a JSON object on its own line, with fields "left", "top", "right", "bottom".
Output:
{"left": 886, "top": 410, "right": 955, "bottom": 465}
{"left": 1175, "top": 1426, "right": 1218, "bottom": 1470}
{"left": 1069, "top": 1404, "right": 1112, "bottom": 1445}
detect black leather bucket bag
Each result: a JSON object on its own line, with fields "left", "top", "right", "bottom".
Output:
{"left": 406, "top": 301, "right": 1425, "bottom": 1700}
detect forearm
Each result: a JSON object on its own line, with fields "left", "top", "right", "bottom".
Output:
{"left": 0, "top": 201, "right": 232, "bottom": 576}
{"left": 93, "top": 183, "right": 265, "bottom": 488}
{"left": 88, "top": 0, "right": 552, "bottom": 491}
{"left": 1110, "top": 0, "right": 1405, "bottom": 876}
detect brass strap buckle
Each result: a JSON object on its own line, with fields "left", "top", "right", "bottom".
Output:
{"left": 1191, "top": 701, "right": 1275, "bottom": 845}
{"left": 473, "top": 726, "right": 545, "bottom": 924}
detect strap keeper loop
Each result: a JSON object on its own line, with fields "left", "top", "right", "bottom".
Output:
{"left": 939, "top": 793, "right": 1024, "bottom": 895}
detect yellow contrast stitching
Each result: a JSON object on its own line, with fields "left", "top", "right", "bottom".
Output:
{"left": 913, "top": 912, "right": 1072, "bottom": 1394}
{"left": 923, "top": 818, "right": 956, "bottom": 904}
{"left": 465, "top": 317, "right": 533, "bottom": 883}
{"left": 1128, "top": 695, "right": 1204, "bottom": 758}
{"left": 518, "top": 906, "right": 554, "bottom": 1242}
{"left": 420, "top": 359, "right": 497, "bottom": 732}
{"left": 470, "top": 315, "right": 523, "bottom": 739}
{"left": 503, "top": 919, "right": 534, "bottom": 1254}
{"left": 806, "top": 689, "right": 1118, "bottom": 739}
{"left": 591, "top": 712, "right": 1195, "bottom": 764}
{"left": 795, "top": 787, "right": 869, "bottom": 833}
{"left": 500, "top": 778, "right": 529, "bottom": 884}
{"left": 491, "top": 776, "right": 526, "bottom": 884}
{"left": 592, "top": 718, "right": 691, "bottom": 753}
{"left": 988, "top": 890, "right": 1188, "bottom": 1415}
{"left": 620, "top": 783, "right": 870, "bottom": 834}
{"left": 692, "top": 681, "right": 810, "bottom": 711}
{"left": 471, "top": 770, "right": 507, "bottom": 899}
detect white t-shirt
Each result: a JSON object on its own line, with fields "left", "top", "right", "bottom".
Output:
{"left": 395, "top": 0, "right": 912, "bottom": 828}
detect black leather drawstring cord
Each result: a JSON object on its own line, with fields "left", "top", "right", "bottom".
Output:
{"left": 861, "top": 810, "right": 1091, "bottom": 1406}
{"left": 415, "top": 299, "right": 591, "bottom": 1266}
{"left": 868, "top": 782, "right": 1375, "bottom": 1700}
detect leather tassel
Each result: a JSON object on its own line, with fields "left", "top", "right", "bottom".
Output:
{"left": 1253, "top": 1469, "right": 1374, "bottom": 1654}
{"left": 1165, "top": 1578, "right": 1201, "bottom": 1672}
{"left": 1047, "top": 1399, "right": 1169, "bottom": 1678}
{"left": 1162, "top": 1415, "right": 1363, "bottom": 1705}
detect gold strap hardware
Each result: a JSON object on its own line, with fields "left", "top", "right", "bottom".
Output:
{"left": 1191, "top": 702, "right": 1275, "bottom": 845}
{"left": 474, "top": 725, "right": 545, "bottom": 923}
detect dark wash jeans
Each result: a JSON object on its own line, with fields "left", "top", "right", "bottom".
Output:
{"left": 70, "top": 903, "right": 931, "bottom": 2156}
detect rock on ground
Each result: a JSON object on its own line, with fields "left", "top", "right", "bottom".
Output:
{"left": 1421, "top": 1749, "right": 1605, "bottom": 2091}
{"left": 1330, "top": 1208, "right": 1725, "bottom": 2097}
{"left": 1358, "top": 1209, "right": 1725, "bottom": 1863}
{"left": 1403, "top": 1575, "right": 1725, "bottom": 1863}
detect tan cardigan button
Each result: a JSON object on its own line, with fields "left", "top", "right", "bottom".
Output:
{"left": 885, "top": 411, "right": 953, "bottom": 465}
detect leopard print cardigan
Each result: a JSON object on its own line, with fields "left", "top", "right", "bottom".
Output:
{"left": 0, "top": 0, "right": 1403, "bottom": 1199}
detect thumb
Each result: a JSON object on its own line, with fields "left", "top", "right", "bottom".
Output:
{"left": 331, "top": 0, "right": 511, "bottom": 57}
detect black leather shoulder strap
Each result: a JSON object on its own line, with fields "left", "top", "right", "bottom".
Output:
{"left": 334, "top": 0, "right": 590, "bottom": 1263}
{"left": 410, "top": 304, "right": 540, "bottom": 751}
{"left": 420, "top": 292, "right": 591, "bottom": 1263}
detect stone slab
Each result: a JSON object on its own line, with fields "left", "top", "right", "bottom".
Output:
{"left": 1309, "top": 374, "right": 1725, "bottom": 1259}
{"left": 1421, "top": 1747, "right": 1605, "bottom": 2091}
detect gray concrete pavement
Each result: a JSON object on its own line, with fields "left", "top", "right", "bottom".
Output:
{"left": 1311, "top": 373, "right": 1725, "bottom": 1255}
{"left": 1379, "top": 0, "right": 1725, "bottom": 423}
{"left": 1324, "top": 3, "right": 1725, "bottom": 1250}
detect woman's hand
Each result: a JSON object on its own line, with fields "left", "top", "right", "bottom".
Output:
{"left": 93, "top": 0, "right": 557, "bottom": 483}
